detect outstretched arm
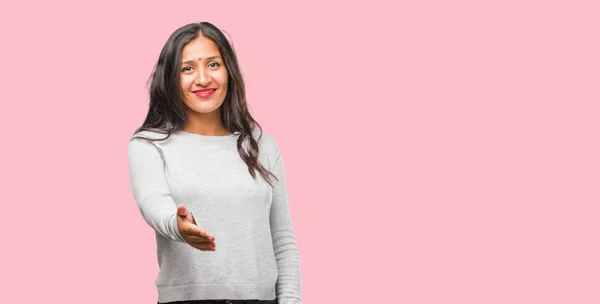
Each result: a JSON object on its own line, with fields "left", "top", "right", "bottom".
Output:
{"left": 128, "top": 138, "right": 186, "bottom": 242}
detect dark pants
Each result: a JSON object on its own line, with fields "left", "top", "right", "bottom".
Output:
{"left": 159, "top": 299, "right": 277, "bottom": 304}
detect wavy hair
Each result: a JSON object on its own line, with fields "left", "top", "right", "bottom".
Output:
{"left": 133, "top": 22, "right": 277, "bottom": 186}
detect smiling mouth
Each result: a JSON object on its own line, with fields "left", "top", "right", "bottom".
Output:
{"left": 193, "top": 89, "right": 216, "bottom": 98}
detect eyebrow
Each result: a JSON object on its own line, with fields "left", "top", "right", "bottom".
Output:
{"left": 181, "top": 56, "right": 222, "bottom": 65}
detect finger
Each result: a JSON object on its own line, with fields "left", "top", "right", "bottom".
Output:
{"left": 191, "top": 242, "right": 216, "bottom": 251}
{"left": 188, "top": 234, "right": 216, "bottom": 245}
{"left": 183, "top": 225, "right": 204, "bottom": 237}
{"left": 183, "top": 225, "right": 213, "bottom": 240}
{"left": 195, "top": 228, "right": 215, "bottom": 240}
{"left": 190, "top": 239, "right": 215, "bottom": 246}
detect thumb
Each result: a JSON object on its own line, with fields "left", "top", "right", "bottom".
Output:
{"left": 177, "top": 204, "right": 188, "bottom": 218}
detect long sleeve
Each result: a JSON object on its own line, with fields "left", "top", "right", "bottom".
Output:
{"left": 128, "top": 137, "right": 185, "bottom": 243}
{"left": 269, "top": 150, "right": 302, "bottom": 304}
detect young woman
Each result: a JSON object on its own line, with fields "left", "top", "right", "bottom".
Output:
{"left": 127, "top": 22, "right": 301, "bottom": 304}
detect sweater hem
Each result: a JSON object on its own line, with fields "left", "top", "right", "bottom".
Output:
{"left": 157, "top": 284, "right": 276, "bottom": 303}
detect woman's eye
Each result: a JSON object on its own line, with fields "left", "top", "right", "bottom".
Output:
{"left": 182, "top": 66, "right": 193, "bottom": 72}
{"left": 208, "top": 62, "right": 221, "bottom": 68}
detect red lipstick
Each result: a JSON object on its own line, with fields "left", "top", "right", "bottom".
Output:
{"left": 193, "top": 89, "right": 216, "bottom": 98}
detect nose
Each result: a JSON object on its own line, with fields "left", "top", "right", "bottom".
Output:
{"left": 194, "top": 68, "right": 211, "bottom": 86}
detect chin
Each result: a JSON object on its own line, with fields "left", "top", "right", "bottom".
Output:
{"left": 185, "top": 102, "right": 224, "bottom": 115}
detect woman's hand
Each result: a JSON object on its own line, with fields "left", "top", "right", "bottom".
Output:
{"left": 177, "top": 204, "right": 216, "bottom": 251}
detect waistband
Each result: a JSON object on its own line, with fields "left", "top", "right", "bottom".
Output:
{"left": 159, "top": 299, "right": 277, "bottom": 304}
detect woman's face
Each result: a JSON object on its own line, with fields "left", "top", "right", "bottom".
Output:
{"left": 179, "top": 36, "right": 228, "bottom": 117}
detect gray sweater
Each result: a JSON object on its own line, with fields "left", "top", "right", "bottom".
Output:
{"left": 127, "top": 128, "right": 301, "bottom": 303}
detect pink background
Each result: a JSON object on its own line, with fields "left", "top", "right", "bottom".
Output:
{"left": 1, "top": 1, "right": 599, "bottom": 303}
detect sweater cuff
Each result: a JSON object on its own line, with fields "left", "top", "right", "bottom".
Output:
{"left": 171, "top": 212, "right": 185, "bottom": 242}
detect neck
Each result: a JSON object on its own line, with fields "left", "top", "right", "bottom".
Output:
{"left": 182, "top": 110, "right": 231, "bottom": 136}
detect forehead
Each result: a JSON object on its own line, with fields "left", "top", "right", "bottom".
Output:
{"left": 181, "top": 36, "right": 221, "bottom": 60}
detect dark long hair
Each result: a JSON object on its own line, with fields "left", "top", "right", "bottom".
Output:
{"left": 133, "top": 22, "right": 277, "bottom": 186}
